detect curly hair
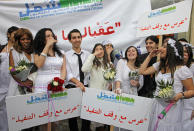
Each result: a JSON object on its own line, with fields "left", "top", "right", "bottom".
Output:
{"left": 33, "top": 28, "right": 63, "bottom": 57}
{"left": 92, "top": 43, "right": 110, "bottom": 69}
{"left": 13, "top": 28, "right": 33, "bottom": 54}
{"left": 159, "top": 39, "right": 183, "bottom": 77}
{"left": 124, "top": 46, "right": 140, "bottom": 68}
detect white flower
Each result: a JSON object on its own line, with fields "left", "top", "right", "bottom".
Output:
{"left": 103, "top": 67, "right": 116, "bottom": 81}
{"left": 53, "top": 81, "right": 59, "bottom": 86}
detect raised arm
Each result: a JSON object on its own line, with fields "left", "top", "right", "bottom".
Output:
{"left": 139, "top": 49, "right": 159, "bottom": 75}
{"left": 34, "top": 37, "right": 57, "bottom": 68}
{"left": 81, "top": 54, "right": 95, "bottom": 72}
{"left": 82, "top": 49, "right": 102, "bottom": 72}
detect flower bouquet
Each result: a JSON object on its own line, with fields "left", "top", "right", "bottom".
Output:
{"left": 128, "top": 70, "right": 140, "bottom": 89}
{"left": 9, "top": 59, "right": 37, "bottom": 82}
{"left": 103, "top": 67, "right": 116, "bottom": 81}
{"left": 154, "top": 80, "right": 175, "bottom": 100}
{"left": 103, "top": 67, "right": 116, "bottom": 91}
{"left": 128, "top": 70, "right": 139, "bottom": 81}
{"left": 47, "top": 77, "right": 64, "bottom": 93}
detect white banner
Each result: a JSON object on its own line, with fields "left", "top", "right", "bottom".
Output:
{"left": 0, "top": 0, "right": 151, "bottom": 52}
{"left": 137, "top": 0, "right": 193, "bottom": 37}
{"left": 81, "top": 88, "right": 153, "bottom": 131}
{"left": 6, "top": 88, "right": 82, "bottom": 131}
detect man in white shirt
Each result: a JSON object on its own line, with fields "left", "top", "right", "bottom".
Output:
{"left": 65, "top": 29, "right": 91, "bottom": 131}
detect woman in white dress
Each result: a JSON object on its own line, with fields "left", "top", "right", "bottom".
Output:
{"left": 8, "top": 28, "right": 34, "bottom": 96}
{"left": 115, "top": 46, "right": 143, "bottom": 95}
{"left": 33, "top": 28, "right": 66, "bottom": 131}
{"left": 139, "top": 39, "right": 194, "bottom": 131}
{"left": 114, "top": 46, "right": 144, "bottom": 131}
{"left": 0, "top": 26, "right": 18, "bottom": 131}
{"left": 181, "top": 42, "right": 194, "bottom": 131}
{"left": 82, "top": 43, "right": 112, "bottom": 131}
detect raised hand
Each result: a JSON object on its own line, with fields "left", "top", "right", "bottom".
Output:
{"left": 106, "top": 46, "right": 113, "bottom": 55}
{"left": 93, "top": 49, "right": 103, "bottom": 56}
{"left": 149, "top": 49, "right": 160, "bottom": 58}
{"left": 46, "top": 37, "right": 57, "bottom": 47}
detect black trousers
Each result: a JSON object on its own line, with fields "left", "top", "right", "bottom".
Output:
{"left": 68, "top": 117, "right": 91, "bottom": 131}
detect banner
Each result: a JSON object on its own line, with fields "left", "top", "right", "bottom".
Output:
{"left": 81, "top": 88, "right": 153, "bottom": 131}
{"left": 6, "top": 88, "right": 82, "bottom": 131}
{"left": 137, "top": 0, "right": 193, "bottom": 37}
{"left": 0, "top": 0, "right": 151, "bottom": 52}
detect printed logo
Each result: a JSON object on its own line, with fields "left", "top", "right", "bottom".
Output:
{"left": 97, "top": 92, "right": 135, "bottom": 105}
{"left": 19, "top": 0, "right": 103, "bottom": 21}
{"left": 27, "top": 92, "right": 68, "bottom": 104}
{"left": 148, "top": 6, "right": 176, "bottom": 18}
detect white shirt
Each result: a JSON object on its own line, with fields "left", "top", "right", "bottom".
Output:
{"left": 65, "top": 49, "right": 90, "bottom": 85}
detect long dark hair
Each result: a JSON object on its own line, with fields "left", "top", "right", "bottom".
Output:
{"left": 124, "top": 46, "right": 140, "bottom": 68}
{"left": 92, "top": 43, "right": 109, "bottom": 69}
{"left": 159, "top": 39, "right": 183, "bottom": 77}
{"left": 184, "top": 45, "right": 193, "bottom": 68}
{"left": 14, "top": 28, "right": 33, "bottom": 54}
{"left": 33, "top": 28, "right": 63, "bottom": 57}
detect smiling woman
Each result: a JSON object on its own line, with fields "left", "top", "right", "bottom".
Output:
{"left": 8, "top": 28, "right": 35, "bottom": 96}
{"left": 139, "top": 38, "right": 194, "bottom": 131}
{"left": 114, "top": 46, "right": 144, "bottom": 131}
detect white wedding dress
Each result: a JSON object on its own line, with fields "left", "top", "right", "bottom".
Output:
{"left": 149, "top": 62, "right": 192, "bottom": 131}
{"left": 34, "top": 51, "right": 64, "bottom": 93}
{"left": 182, "top": 63, "right": 194, "bottom": 131}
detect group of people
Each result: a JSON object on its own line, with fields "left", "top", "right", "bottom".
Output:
{"left": 0, "top": 26, "right": 194, "bottom": 131}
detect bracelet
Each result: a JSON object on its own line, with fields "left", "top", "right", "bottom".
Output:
{"left": 181, "top": 92, "right": 185, "bottom": 99}
{"left": 40, "top": 52, "right": 47, "bottom": 57}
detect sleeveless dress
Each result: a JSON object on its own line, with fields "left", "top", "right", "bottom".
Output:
{"left": 34, "top": 51, "right": 64, "bottom": 93}
{"left": 182, "top": 63, "right": 194, "bottom": 131}
{"left": 0, "top": 47, "right": 10, "bottom": 131}
{"left": 7, "top": 49, "right": 34, "bottom": 96}
{"left": 149, "top": 62, "right": 192, "bottom": 131}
